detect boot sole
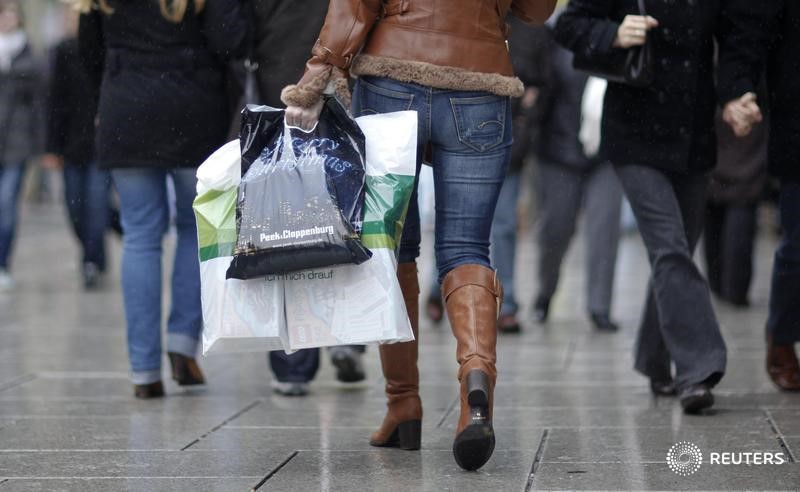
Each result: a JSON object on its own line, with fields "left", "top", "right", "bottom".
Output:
{"left": 453, "top": 422, "right": 495, "bottom": 471}
{"left": 369, "top": 420, "right": 421, "bottom": 450}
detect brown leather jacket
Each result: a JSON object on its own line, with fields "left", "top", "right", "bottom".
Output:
{"left": 281, "top": 0, "right": 557, "bottom": 108}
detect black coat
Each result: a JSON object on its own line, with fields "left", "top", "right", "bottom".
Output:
{"left": 0, "top": 43, "right": 43, "bottom": 166}
{"left": 765, "top": 0, "right": 800, "bottom": 182}
{"left": 46, "top": 38, "right": 96, "bottom": 166}
{"left": 554, "top": 0, "right": 762, "bottom": 174}
{"left": 79, "top": 0, "right": 247, "bottom": 169}
{"left": 251, "top": 0, "right": 330, "bottom": 108}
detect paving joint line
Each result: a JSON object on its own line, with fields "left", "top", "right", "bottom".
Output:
{"left": 764, "top": 409, "right": 796, "bottom": 462}
{"left": 525, "top": 428, "right": 549, "bottom": 491}
{"left": 560, "top": 340, "right": 577, "bottom": 371}
{"left": 0, "top": 374, "right": 36, "bottom": 394}
{"left": 251, "top": 450, "right": 299, "bottom": 490}
{"left": 180, "top": 400, "right": 262, "bottom": 451}
{"left": 436, "top": 396, "right": 460, "bottom": 428}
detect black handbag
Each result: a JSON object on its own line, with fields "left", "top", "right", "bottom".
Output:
{"left": 572, "top": 0, "right": 653, "bottom": 87}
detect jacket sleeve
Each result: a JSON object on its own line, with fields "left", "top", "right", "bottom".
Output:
{"left": 716, "top": 0, "right": 781, "bottom": 104}
{"left": 511, "top": 0, "right": 558, "bottom": 25}
{"left": 45, "top": 44, "right": 68, "bottom": 156}
{"left": 552, "top": 0, "right": 620, "bottom": 61}
{"left": 281, "top": 0, "right": 382, "bottom": 108}
{"left": 78, "top": 10, "right": 104, "bottom": 93}
{"left": 201, "top": 0, "right": 248, "bottom": 60}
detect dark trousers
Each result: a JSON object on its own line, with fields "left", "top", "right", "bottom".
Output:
{"left": 615, "top": 164, "right": 727, "bottom": 388}
{"left": 767, "top": 182, "right": 800, "bottom": 344}
{"left": 704, "top": 202, "right": 757, "bottom": 305}
{"left": 63, "top": 163, "right": 111, "bottom": 270}
{"left": 269, "top": 345, "right": 366, "bottom": 383}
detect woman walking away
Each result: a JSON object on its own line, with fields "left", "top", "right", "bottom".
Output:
{"left": 284, "top": 0, "right": 557, "bottom": 470}
{"left": 555, "top": 0, "right": 764, "bottom": 413}
{"left": 0, "top": 0, "right": 41, "bottom": 292}
{"left": 76, "top": 0, "right": 246, "bottom": 398}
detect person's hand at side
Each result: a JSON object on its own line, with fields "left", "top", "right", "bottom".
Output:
{"left": 285, "top": 98, "right": 324, "bottom": 131}
{"left": 40, "top": 153, "right": 64, "bottom": 170}
{"left": 722, "top": 92, "right": 763, "bottom": 137}
{"left": 613, "top": 15, "right": 659, "bottom": 49}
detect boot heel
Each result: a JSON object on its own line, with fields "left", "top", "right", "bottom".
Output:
{"left": 466, "top": 370, "right": 489, "bottom": 407}
{"left": 397, "top": 420, "right": 422, "bottom": 450}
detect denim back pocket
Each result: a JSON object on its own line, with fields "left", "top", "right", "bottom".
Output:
{"left": 450, "top": 95, "right": 507, "bottom": 153}
{"left": 355, "top": 77, "right": 415, "bottom": 116}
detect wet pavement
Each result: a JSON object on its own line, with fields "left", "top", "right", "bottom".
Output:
{"left": 1, "top": 201, "right": 800, "bottom": 491}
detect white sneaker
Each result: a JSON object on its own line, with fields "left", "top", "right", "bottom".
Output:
{"left": 0, "top": 269, "right": 14, "bottom": 292}
{"left": 271, "top": 381, "right": 309, "bottom": 397}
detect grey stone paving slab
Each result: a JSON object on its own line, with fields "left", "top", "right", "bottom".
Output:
{"left": 768, "top": 409, "right": 800, "bottom": 437}
{"left": 0, "top": 450, "right": 287, "bottom": 479}
{"left": 542, "top": 426, "right": 784, "bottom": 463}
{"left": 0, "top": 478, "right": 260, "bottom": 492}
{"left": 261, "top": 450, "right": 537, "bottom": 491}
{"left": 530, "top": 462, "right": 800, "bottom": 491}
{"left": 0, "top": 416, "right": 225, "bottom": 450}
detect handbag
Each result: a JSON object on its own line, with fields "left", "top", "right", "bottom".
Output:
{"left": 572, "top": 0, "right": 653, "bottom": 88}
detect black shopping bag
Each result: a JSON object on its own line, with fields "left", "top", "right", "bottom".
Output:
{"left": 226, "top": 99, "right": 371, "bottom": 279}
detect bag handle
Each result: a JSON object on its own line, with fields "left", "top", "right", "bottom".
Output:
{"left": 638, "top": 0, "right": 646, "bottom": 16}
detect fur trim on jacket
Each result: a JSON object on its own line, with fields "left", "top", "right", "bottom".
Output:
{"left": 351, "top": 54, "right": 525, "bottom": 98}
{"left": 281, "top": 67, "right": 352, "bottom": 109}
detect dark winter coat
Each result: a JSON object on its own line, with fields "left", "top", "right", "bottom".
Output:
{"left": 0, "top": 43, "right": 42, "bottom": 166}
{"left": 46, "top": 38, "right": 96, "bottom": 166}
{"left": 765, "top": 0, "right": 800, "bottom": 182}
{"left": 251, "top": 0, "right": 330, "bottom": 108}
{"left": 79, "top": 0, "right": 247, "bottom": 169}
{"left": 537, "top": 26, "right": 591, "bottom": 170}
{"left": 554, "top": 0, "right": 763, "bottom": 174}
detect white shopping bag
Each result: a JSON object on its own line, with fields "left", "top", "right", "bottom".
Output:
{"left": 194, "top": 139, "right": 286, "bottom": 354}
{"left": 284, "top": 111, "right": 419, "bottom": 350}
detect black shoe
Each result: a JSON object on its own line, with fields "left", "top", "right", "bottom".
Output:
{"left": 83, "top": 263, "right": 101, "bottom": 290}
{"left": 167, "top": 352, "right": 206, "bottom": 386}
{"left": 133, "top": 381, "right": 164, "bottom": 399}
{"left": 331, "top": 349, "right": 366, "bottom": 383}
{"left": 590, "top": 312, "right": 619, "bottom": 332}
{"left": 533, "top": 296, "right": 550, "bottom": 323}
{"left": 650, "top": 378, "right": 678, "bottom": 396}
{"left": 679, "top": 384, "right": 714, "bottom": 414}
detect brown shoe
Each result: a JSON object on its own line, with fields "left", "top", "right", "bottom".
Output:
{"left": 370, "top": 262, "right": 422, "bottom": 450}
{"left": 133, "top": 381, "right": 165, "bottom": 399}
{"left": 442, "top": 264, "right": 502, "bottom": 471}
{"left": 766, "top": 339, "right": 800, "bottom": 391}
{"left": 167, "top": 352, "right": 206, "bottom": 386}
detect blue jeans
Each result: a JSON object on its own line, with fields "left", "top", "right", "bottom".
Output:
{"left": 353, "top": 77, "right": 512, "bottom": 278}
{"left": 0, "top": 162, "right": 26, "bottom": 269}
{"left": 490, "top": 174, "right": 521, "bottom": 315}
{"left": 64, "top": 163, "right": 111, "bottom": 270}
{"left": 112, "top": 168, "right": 202, "bottom": 384}
{"left": 767, "top": 182, "right": 800, "bottom": 344}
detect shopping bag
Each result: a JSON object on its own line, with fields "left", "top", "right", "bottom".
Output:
{"left": 194, "top": 140, "right": 285, "bottom": 354}
{"left": 285, "top": 111, "right": 418, "bottom": 350}
{"left": 226, "top": 100, "right": 372, "bottom": 280}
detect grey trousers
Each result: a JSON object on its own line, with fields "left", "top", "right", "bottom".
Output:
{"left": 536, "top": 161, "right": 623, "bottom": 315}
{"left": 615, "top": 164, "right": 727, "bottom": 388}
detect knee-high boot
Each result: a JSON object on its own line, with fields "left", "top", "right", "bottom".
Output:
{"left": 442, "top": 264, "right": 502, "bottom": 471}
{"left": 370, "top": 262, "right": 422, "bottom": 449}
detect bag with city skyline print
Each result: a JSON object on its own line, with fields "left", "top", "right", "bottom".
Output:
{"left": 225, "top": 100, "right": 372, "bottom": 280}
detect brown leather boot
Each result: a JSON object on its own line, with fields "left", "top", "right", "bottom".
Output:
{"left": 442, "top": 264, "right": 502, "bottom": 471}
{"left": 370, "top": 262, "right": 422, "bottom": 450}
{"left": 168, "top": 352, "right": 206, "bottom": 386}
{"left": 767, "top": 338, "right": 800, "bottom": 391}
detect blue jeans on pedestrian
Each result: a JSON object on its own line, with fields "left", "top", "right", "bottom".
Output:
{"left": 0, "top": 162, "right": 26, "bottom": 270}
{"left": 112, "top": 168, "right": 202, "bottom": 385}
{"left": 353, "top": 77, "right": 512, "bottom": 278}
{"left": 767, "top": 182, "right": 800, "bottom": 344}
{"left": 64, "top": 163, "right": 111, "bottom": 270}
{"left": 490, "top": 173, "right": 521, "bottom": 316}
